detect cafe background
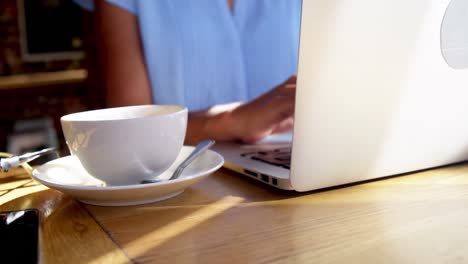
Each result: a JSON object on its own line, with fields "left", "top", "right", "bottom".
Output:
{"left": 0, "top": 0, "right": 101, "bottom": 160}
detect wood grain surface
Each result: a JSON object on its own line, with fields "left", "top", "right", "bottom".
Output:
{"left": 84, "top": 165, "right": 468, "bottom": 264}
{"left": 3, "top": 162, "right": 468, "bottom": 263}
{"left": 0, "top": 169, "right": 130, "bottom": 264}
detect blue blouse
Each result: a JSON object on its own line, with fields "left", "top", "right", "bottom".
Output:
{"left": 76, "top": 0, "right": 301, "bottom": 111}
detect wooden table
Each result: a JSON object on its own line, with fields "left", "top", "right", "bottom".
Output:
{"left": 1, "top": 163, "right": 468, "bottom": 263}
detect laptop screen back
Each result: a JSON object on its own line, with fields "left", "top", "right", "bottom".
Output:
{"left": 291, "top": 0, "right": 468, "bottom": 191}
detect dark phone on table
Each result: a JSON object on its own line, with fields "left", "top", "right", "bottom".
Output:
{"left": 0, "top": 209, "right": 39, "bottom": 263}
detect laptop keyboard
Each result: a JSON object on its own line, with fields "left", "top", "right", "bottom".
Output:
{"left": 241, "top": 147, "right": 291, "bottom": 169}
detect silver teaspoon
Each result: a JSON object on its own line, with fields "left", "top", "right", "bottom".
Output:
{"left": 140, "top": 139, "right": 215, "bottom": 184}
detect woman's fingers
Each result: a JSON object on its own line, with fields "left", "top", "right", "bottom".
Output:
{"left": 231, "top": 74, "right": 298, "bottom": 142}
{"left": 284, "top": 74, "right": 297, "bottom": 84}
{"left": 272, "top": 84, "right": 296, "bottom": 99}
{"left": 272, "top": 117, "right": 294, "bottom": 134}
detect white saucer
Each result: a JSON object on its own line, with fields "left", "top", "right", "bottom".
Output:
{"left": 32, "top": 146, "right": 224, "bottom": 206}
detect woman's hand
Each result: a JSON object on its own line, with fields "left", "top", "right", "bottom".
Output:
{"left": 187, "top": 75, "right": 296, "bottom": 144}
{"left": 230, "top": 75, "right": 296, "bottom": 143}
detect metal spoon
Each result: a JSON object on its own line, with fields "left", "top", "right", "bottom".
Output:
{"left": 0, "top": 147, "right": 57, "bottom": 172}
{"left": 140, "top": 139, "right": 215, "bottom": 184}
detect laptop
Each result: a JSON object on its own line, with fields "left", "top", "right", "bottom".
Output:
{"left": 213, "top": 0, "right": 468, "bottom": 191}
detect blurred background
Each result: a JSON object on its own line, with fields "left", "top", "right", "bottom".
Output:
{"left": 0, "top": 0, "right": 101, "bottom": 158}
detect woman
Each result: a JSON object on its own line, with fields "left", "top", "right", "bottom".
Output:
{"left": 77, "top": 0, "right": 301, "bottom": 144}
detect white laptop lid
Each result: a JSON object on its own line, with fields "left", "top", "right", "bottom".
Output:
{"left": 291, "top": 0, "right": 468, "bottom": 191}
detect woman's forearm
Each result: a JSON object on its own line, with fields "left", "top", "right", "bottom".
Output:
{"left": 185, "top": 102, "right": 242, "bottom": 144}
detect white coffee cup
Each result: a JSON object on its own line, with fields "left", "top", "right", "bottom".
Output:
{"left": 61, "top": 105, "right": 188, "bottom": 186}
